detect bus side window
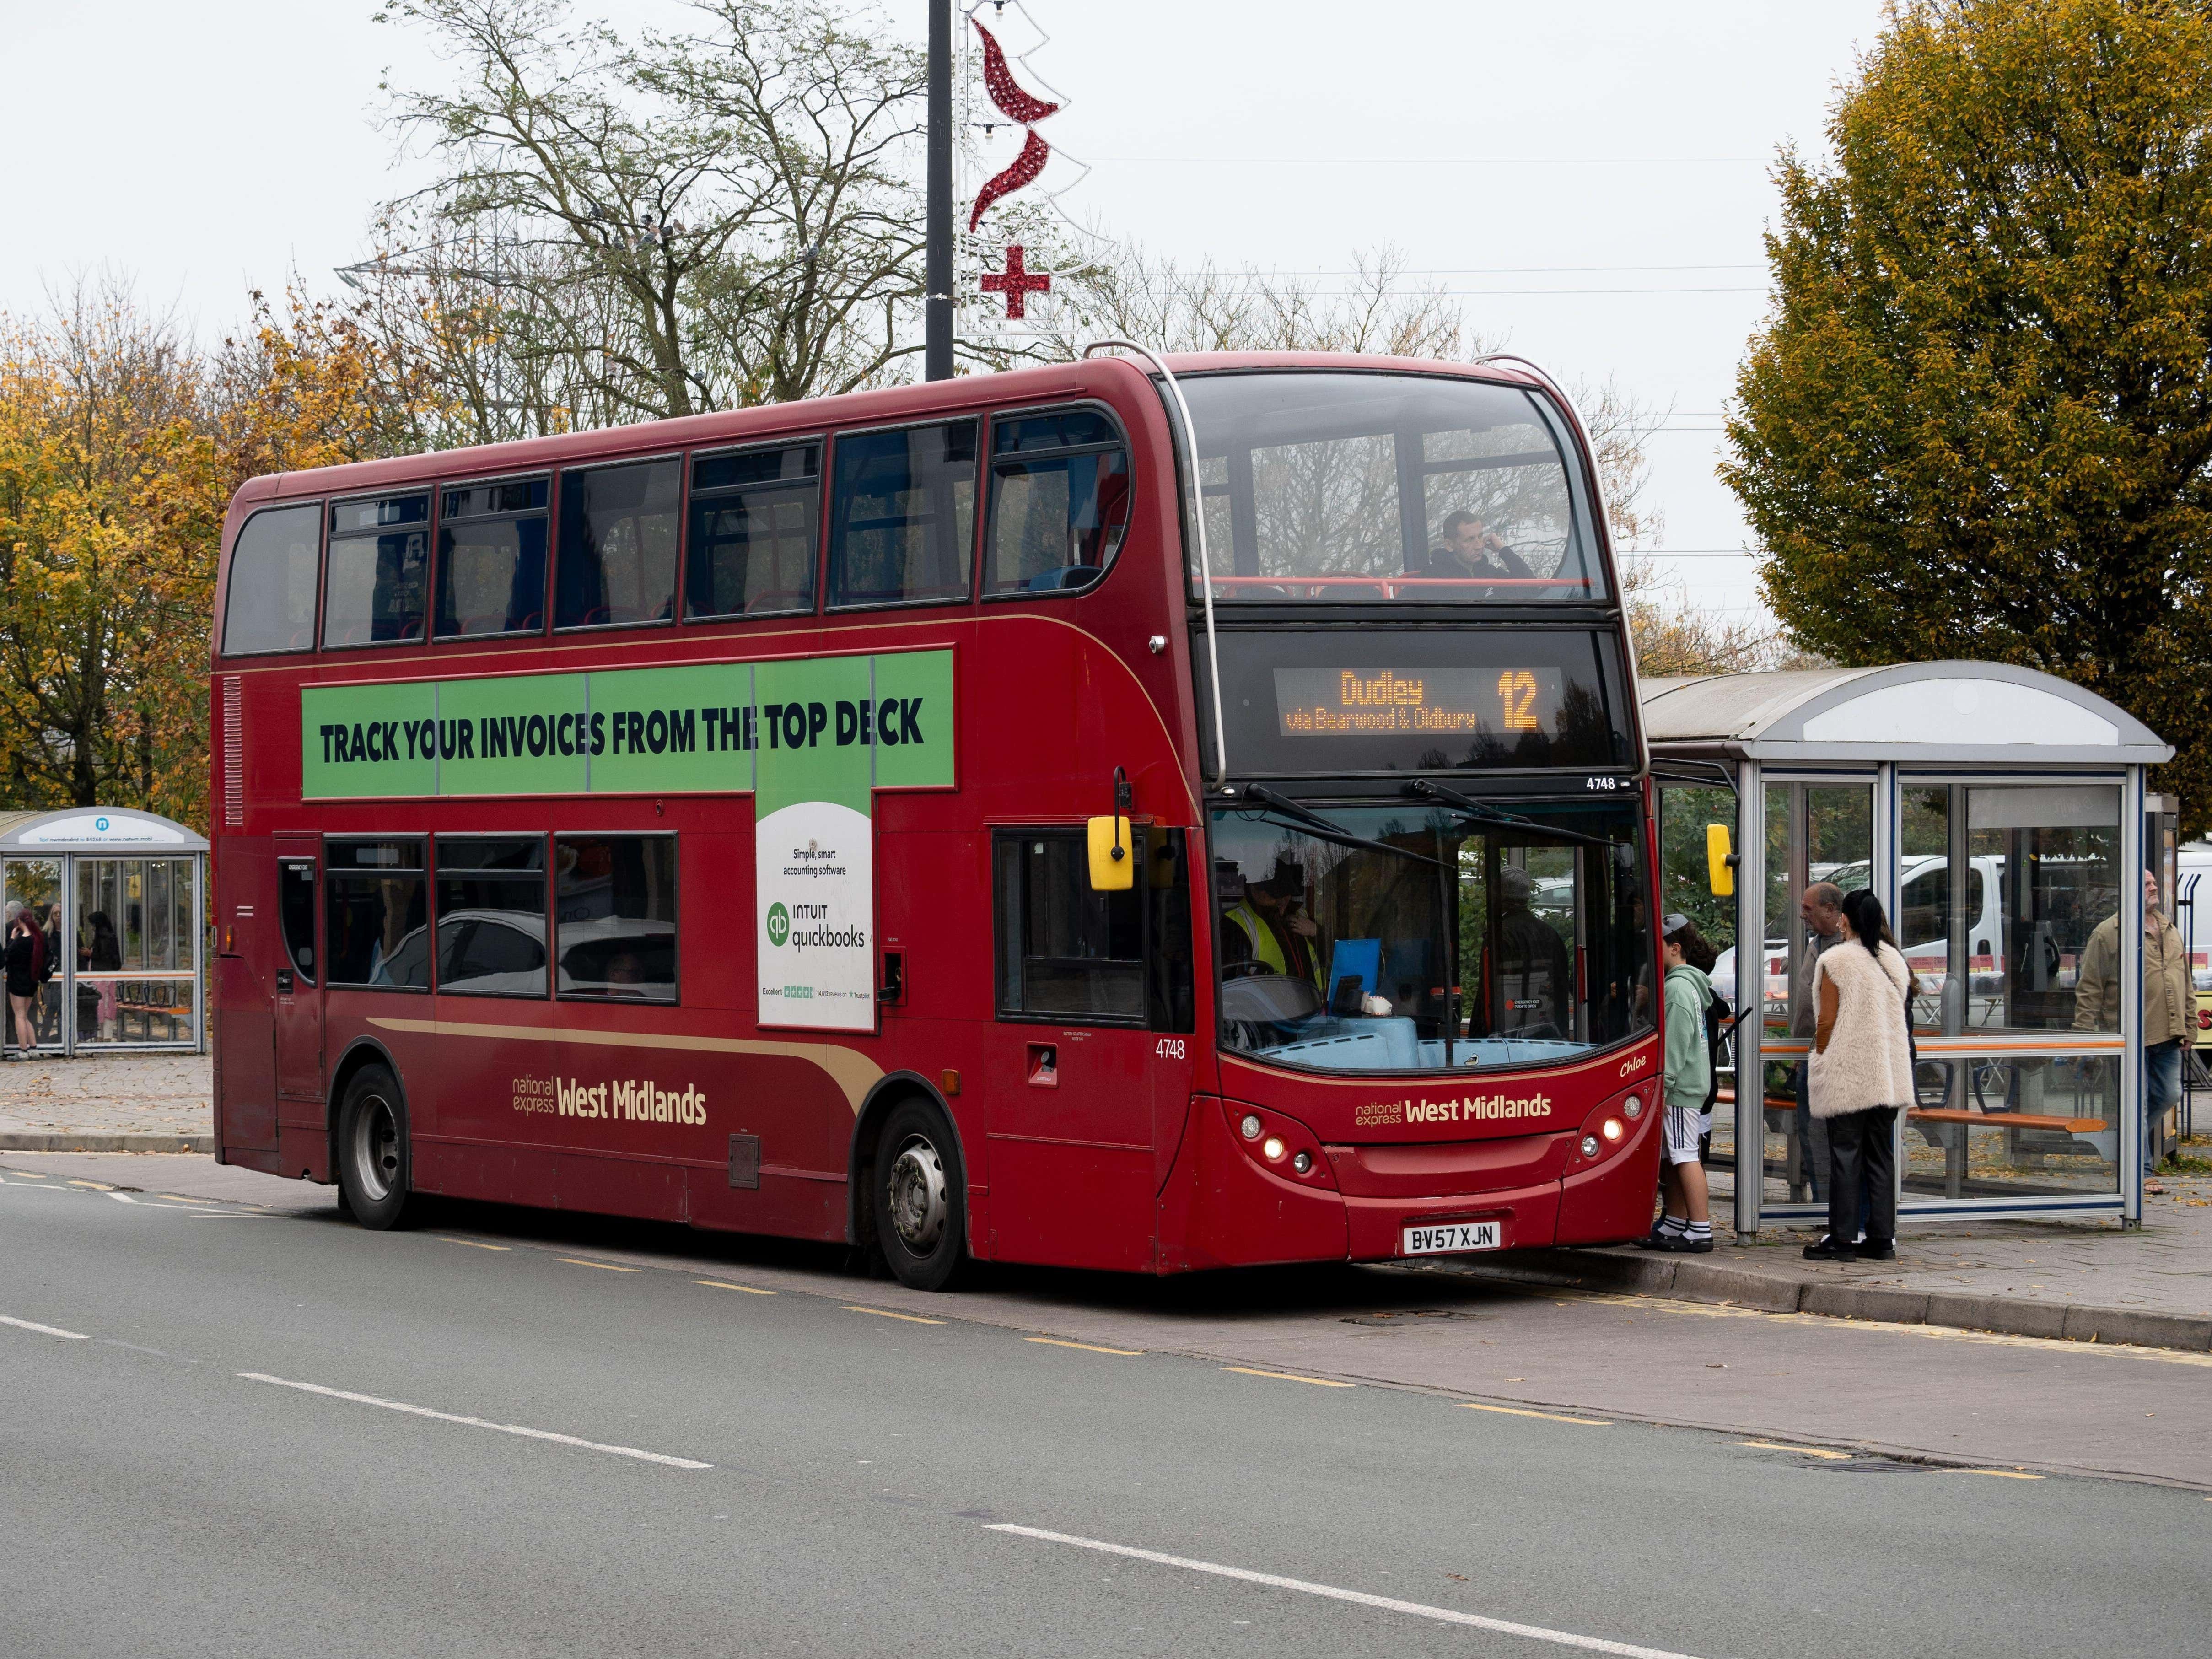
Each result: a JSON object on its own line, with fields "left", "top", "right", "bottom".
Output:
{"left": 993, "top": 827, "right": 1191, "bottom": 1031}
{"left": 554, "top": 834, "right": 678, "bottom": 1002}
{"left": 436, "top": 478, "right": 549, "bottom": 638}
{"left": 556, "top": 457, "right": 680, "bottom": 628}
{"left": 324, "top": 839, "right": 429, "bottom": 989}
{"left": 984, "top": 409, "right": 1129, "bottom": 596}
{"left": 324, "top": 495, "right": 430, "bottom": 648}
{"left": 221, "top": 504, "right": 323, "bottom": 655}
{"left": 279, "top": 860, "right": 317, "bottom": 982}
{"left": 686, "top": 443, "right": 820, "bottom": 619}
{"left": 828, "top": 421, "right": 977, "bottom": 608}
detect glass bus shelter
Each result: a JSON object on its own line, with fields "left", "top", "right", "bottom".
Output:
{"left": 0, "top": 808, "right": 208, "bottom": 1056}
{"left": 1642, "top": 663, "right": 2172, "bottom": 1231}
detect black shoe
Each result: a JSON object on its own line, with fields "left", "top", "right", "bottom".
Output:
{"left": 1858, "top": 1239, "right": 1896, "bottom": 1261}
{"left": 1662, "top": 1232, "right": 1715, "bottom": 1254}
{"left": 1636, "top": 1227, "right": 1679, "bottom": 1251}
{"left": 1803, "top": 1236, "right": 1857, "bottom": 1261}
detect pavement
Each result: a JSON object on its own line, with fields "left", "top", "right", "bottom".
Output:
{"left": 6, "top": 1054, "right": 2211, "bottom": 1352}
{"left": 0, "top": 1051, "right": 212, "bottom": 1150}
{"left": 3, "top": 1152, "right": 2209, "bottom": 1659}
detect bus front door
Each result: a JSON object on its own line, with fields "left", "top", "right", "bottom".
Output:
{"left": 273, "top": 845, "right": 323, "bottom": 1110}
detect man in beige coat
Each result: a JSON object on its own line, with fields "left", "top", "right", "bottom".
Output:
{"left": 2073, "top": 873, "right": 2198, "bottom": 1174}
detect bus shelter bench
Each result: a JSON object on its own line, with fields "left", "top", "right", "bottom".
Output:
{"left": 1715, "top": 1087, "right": 1818, "bottom": 1196}
{"left": 1906, "top": 1107, "right": 2113, "bottom": 1198}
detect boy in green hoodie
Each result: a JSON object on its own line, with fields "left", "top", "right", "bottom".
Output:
{"left": 1642, "top": 913, "right": 1718, "bottom": 1253}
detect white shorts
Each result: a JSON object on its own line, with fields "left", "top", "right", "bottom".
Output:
{"left": 1664, "top": 1101, "right": 1703, "bottom": 1165}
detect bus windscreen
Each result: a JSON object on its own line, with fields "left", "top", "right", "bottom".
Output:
{"left": 1178, "top": 370, "right": 1604, "bottom": 604}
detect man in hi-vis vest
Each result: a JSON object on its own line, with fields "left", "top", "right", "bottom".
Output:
{"left": 1223, "top": 860, "right": 1320, "bottom": 984}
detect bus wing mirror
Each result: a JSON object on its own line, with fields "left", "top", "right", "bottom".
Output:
{"left": 1706, "top": 824, "right": 1737, "bottom": 897}
{"left": 1087, "top": 816, "right": 1134, "bottom": 891}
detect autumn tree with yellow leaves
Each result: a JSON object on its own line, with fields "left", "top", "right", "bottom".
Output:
{"left": 1725, "top": 0, "right": 2212, "bottom": 831}
{"left": 0, "top": 287, "right": 420, "bottom": 825}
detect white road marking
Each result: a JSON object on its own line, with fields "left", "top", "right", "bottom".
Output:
{"left": 988, "top": 1525, "right": 1706, "bottom": 1658}
{"left": 106, "top": 1192, "right": 139, "bottom": 1204}
{"left": 236, "top": 1373, "right": 713, "bottom": 1469}
{"left": 1, "top": 1314, "right": 90, "bottom": 1340}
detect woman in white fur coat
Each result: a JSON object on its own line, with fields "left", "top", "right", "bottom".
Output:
{"left": 1804, "top": 890, "right": 1914, "bottom": 1262}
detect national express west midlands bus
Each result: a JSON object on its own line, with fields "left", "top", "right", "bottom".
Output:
{"left": 209, "top": 350, "right": 1663, "bottom": 1289}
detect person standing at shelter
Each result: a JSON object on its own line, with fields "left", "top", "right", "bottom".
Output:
{"left": 1804, "top": 891, "right": 1915, "bottom": 1262}
{"left": 36, "top": 902, "right": 61, "bottom": 1044}
{"left": 1643, "top": 914, "right": 1719, "bottom": 1253}
{"left": 2072, "top": 872, "right": 2196, "bottom": 1185}
{"left": 1791, "top": 882, "right": 1849, "bottom": 1201}
{"left": 5, "top": 910, "right": 40, "bottom": 1059}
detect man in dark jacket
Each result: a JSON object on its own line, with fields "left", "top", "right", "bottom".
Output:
{"left": 1427, "top": 510, "right": 1533, "bottom": 586}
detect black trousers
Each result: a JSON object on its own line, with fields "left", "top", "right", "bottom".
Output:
{"left": 1825, "top": 1106, "right": 1898, "bottom": 1245}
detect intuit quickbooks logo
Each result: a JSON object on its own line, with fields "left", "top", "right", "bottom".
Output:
{"left": 765, "top": 903, "right": 791, "bottom": 947}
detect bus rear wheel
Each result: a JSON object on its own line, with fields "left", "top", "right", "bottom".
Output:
{"left": 337, "top": 1064, "right": 415, "bottom": 1231}
{"left": 872, "top": 1099, "right": 967, "bottom": 1292}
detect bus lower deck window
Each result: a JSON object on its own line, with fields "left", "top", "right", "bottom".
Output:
{"left": 325, "top": 838, "right": 430, "bottom": 989}
{"left": 555, "top": 835, "right": 677, "bottom": 1002}
{"left": 436, "top": 836, "right": 549, "bottom": 996}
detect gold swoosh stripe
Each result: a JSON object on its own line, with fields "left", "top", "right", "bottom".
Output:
{"left": 364, "top": 1017, "right": 883, "bottom": 1113}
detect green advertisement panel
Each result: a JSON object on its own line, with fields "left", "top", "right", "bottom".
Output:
{"left": 300, "top": 650, "right": 951, "bottom": 801}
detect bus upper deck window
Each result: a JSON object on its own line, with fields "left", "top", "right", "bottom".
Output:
{"left": 828, "top": 421, "right": 977, "bottom": 609}
{"left": 556, "top": 457, "right": 679, "bottom": 629}
{"left": 221, "top": 503, "right": 323, "bottom": 656}
{"left": 436, "top": 478, "right": 549, "bottom": 638}
{"left": 323, "top": 494, "right": 430, "bottom": 648}
{"left": 686, "top": 443, "right": 821, "bottom": 620}
{"left": 984, "top": 409, "right": 1129, "bottom": 597}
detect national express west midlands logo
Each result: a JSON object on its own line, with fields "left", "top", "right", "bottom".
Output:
{"left": 1352, "top": 1093, "right": 1555, "bottom": 1129}
{"left": 508, "top": 1075, "right": 708, "bottom": 1125}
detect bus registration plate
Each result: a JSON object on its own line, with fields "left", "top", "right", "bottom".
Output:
{"left": 1400, "top": 1220, "right": 1501, "bottom": 1256}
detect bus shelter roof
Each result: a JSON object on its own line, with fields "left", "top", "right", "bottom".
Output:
{"left": 0, "top": 808, "right": 209, "bottom": 856}
{"left": 1639, "top": 661, "right": 2170, "bottom": 767}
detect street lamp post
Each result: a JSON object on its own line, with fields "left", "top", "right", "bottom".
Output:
{"left": 925, "top": 0, "right": 954, "bottom": 381}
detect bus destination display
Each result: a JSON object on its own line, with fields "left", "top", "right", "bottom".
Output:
{"left": 1275, "top": 667, "right": 1566, "bottom": 738}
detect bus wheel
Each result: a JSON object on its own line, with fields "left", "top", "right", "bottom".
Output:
{"left": 872, "top": 1099, "right": 966, "bottom": 1292}
{"left": 337, "top": 1065, "right": 415, "bottom": 1231}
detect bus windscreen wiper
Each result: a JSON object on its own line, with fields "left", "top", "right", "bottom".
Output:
{"left": 1404, "top": 778, "right": 1621, "bottom": 851}
{"left": 1236, "top": 784, "right": 1446, "bottom": 868}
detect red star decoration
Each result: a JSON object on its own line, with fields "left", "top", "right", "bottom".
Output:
{"left": 981, "top": 245, "right": 1051, "bottom": 320}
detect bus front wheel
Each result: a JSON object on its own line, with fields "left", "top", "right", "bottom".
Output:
{"left": 337, "top": 1065, "right": 415, "bottom": 1231}
{"left": 872, "top": 1099, "right": 967, "bottom": 1292}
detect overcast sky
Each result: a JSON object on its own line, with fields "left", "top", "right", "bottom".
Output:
{"left": 0, "top": 0, "right": 1890, "bottom": 619}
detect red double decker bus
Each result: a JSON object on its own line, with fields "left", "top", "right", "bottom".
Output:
{"left": 209, "top": 350, "right": 1663, "bottom": 1288}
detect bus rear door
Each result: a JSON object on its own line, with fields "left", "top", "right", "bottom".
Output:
{"left": 273, "top": 837, "right": 323, "bottom": 1110}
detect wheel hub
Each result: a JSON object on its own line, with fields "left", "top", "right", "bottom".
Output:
{"left": 354, "top": 1096, "right": 399, "bottom": 1203}
{"left": 887, "top": 1138, "right": 947, "bottom": 1251}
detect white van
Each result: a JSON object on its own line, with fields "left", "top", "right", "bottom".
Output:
{"left": 1712, "top": 854, "right": 2006, "bottom": 1018}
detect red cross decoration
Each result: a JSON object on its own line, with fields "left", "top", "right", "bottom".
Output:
{"left": 981, "top": 244, "right": 1051, "bottom": 320}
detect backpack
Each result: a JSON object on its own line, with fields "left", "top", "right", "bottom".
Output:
{"left": 1701, "top": 996, "right": 1731, "bottom": 1116}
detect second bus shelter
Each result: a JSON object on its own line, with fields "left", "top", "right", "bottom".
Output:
{"left": 1641, "top": 661, "right": 2172, "bottom": 1233}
